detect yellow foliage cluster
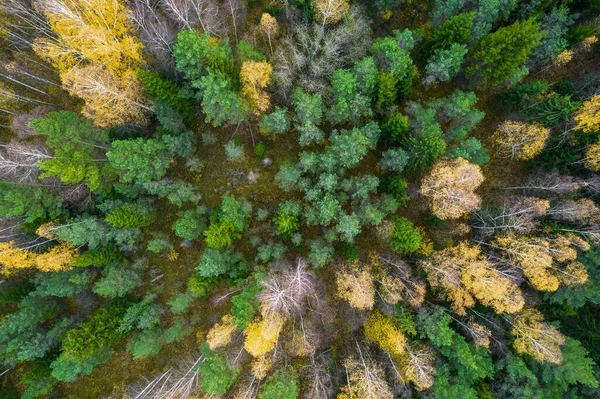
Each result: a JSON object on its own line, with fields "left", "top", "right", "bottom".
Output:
{"left": 206, "top": 314, "right": 237, "bottom": 350}
{"left": 312, "top": 0, "right": 350, "bottom": 25}
{"left": 0, "top": 241, "right": 36, "bottom": 273}
{"left": 243, "top": 311, "right": 284, "bottom": 357}
{"left": 364, "top": 311, "right": 407, "bottom": 358}
{"left": 398, "top": 344, "right": 436, "bottom": 391}
{"left": 512, "top": 309, "right": 565, "bottom": 364}
{"left": 33, "top": 0, "right": 150, "bottom": 127}
{"left": 35, "top": 221, "right": 58, "bottom": 240}
{"left": 337, "top": 356, "right": 393, "bottom": 399}
{"left": 466, "top": 321, "right": 492, "bottom": 348}
{"left": 240, "top": 61, "right": 272, "bottom": 114}
{"left": 35, "top": 243, "right": 78, "bottom": 272}
{"left": 493, "top": 233, "right": 588, "bottom": 293}
{"left": 419, "top": 242, "right": 524, "bottom": 315}
{"left": 373, "top": 253, "right": 426, "bottom": 308}
{"left": 492, "top": 120, "right": 550, "bottom": 161}
{"left": 420, "top": 158, "right": 484, "bottom": 220}
{"left": 251, "top": 354, "right": 273, "bottom": 380}
{"left": 259, "top": 13, "right": 279, "bottom": 35}
{"left": 335, "top": 261, "right": 375, "bottom": 310}
{"left": 34, "top": 0, "right": 144, "bottom": 75}
{"left": 584, "top": 141, "right": 600, "bottom": 172}
{"left": 576, "top": 94, "right": 600, "bottom": 133}
{"left": 0, "top": 241, "right": 78, "bottom": 275}
{"left": 553, "top": 50, "right": 573, "bottom": 68}
{"left": 61, "top": 66, "right": 150, "bottom": 127}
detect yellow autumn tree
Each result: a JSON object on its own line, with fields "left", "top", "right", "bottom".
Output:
{"left": 558, "top": 261, "right": 588, "bottom": 286}
{"left": 336, "top": 261, "right": 375, "bottom": 310}
{"left": 492, "top": 121, "right": 550, "bottom": 161}
{"left": 465, "top": 320, "right": 492, "bottom": 348}
{"left": 259, "top": 13, "right": 279, "bottom": 55}
{"left": 34, "top": 243, "right": 78, "bottom": 272}
{"left": 0, "top": 241, "right": 37, "bottom": 275}
{"left": 337, "top": 356, "right": 393, "bottom": 399}
{"left": 584, "top": 142, "right": 600, "bottom": 172}
{"left": 398, "top": 343, "right": 436, "bottom": 391}
{"left": 312, "top": 0, "right": 350, "bottom": 26}
{"left": 243, "top": 311, "right": 284, "bottom": 358}
{"left": 206, "top": 314, "right": 238, "bottom": 350}
{"left": 419, "top": 242, "right": 524, "bottom": 315}
{"left": 61, "top": 66, "right": 151, "bottom": 127}
{"left": 575, "top": 94, "right": 600, "bottom": 133}
{"left": 33, "top": 0, "right": 144, "bottom": 76}
{"left": 32, "top": 0, "right": 150, "bottom": 127}
{"left": 372, "top": 252, "right": 426, "bottom": 308}
{"left": 511, "top": 309, "right": 565, "bottom": 364}
{"left": 492, "top": 234, "right": 559, "bottom": 292}
{"left": 419, "top": 157, "right": 484, "bottom": 220}
{"left": 251, "top": 354, "right": 273, "bottom": 380}
{"left": 35, "top": 221, "right": 58, "bottom": 240}
{"left": 364, "top": 311, "right": 407, "bottom": 358}
{"left": 240, "top": 61, "right": 272, "bottom": 114}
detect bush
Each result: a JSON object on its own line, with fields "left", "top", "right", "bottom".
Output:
{"left": 308, "top": 240, "right": 334, "bottom": 268}
{"left": 257, "top": 243, "right": 287, "bottom": 263}
{"left": 467, "top": 18, "right": 543, "bottom": 87}
{"left": 204, "top": 197, "right": 251, "bottom": 248}
{"left": 197, "top": 248, "right": 246, "bottom": 278}
{"left": 188, "top": 274, "right": 220, "bottom": 297}
{"left": 198, "top": 343, "right": 240, "bottom": 395}
{"left": 380, "top": 148, "right": 409, "bottom": 173}
{"left": 105, "top": 203, "right": 154, "bottom": 229}
{"left": 72, "top": 247, "right": 123, "bottom": 267}
{"left": 499, "top": 79, "right": 550, "bottom": 106}
{"left": 172, "top": 206, "right": 208, "bottom": 241}
{"left": 259, "top": 106, "right": 290, "bottom": 135}
{"left": 421, "top": 12, "right": 475, "bottom": 57}
{"left": 380, "top": 175, "right": 410, "bottom": 204}
{"left": 381, "top": 112, "right": 409, "bottom": 145}
{"left": 204, "top": 221, "right": 239, "bottom": 248}
{"left": 523, "top": 93, "right": 580, "bottom": 128}
{"left": 259, "top": 366, "right": 299, "bottom": 399}
{"left": 147, "top": 236, "right": 173, "bottom": 254}
{"left": 137, "top": 69, "right": 195, "bottom": 120}
{"left": 388, "top": 217, "right": 421, "bottom": 254}
{"left": 340, "top": 244, "right": 359, "bottom": 261}
{"left": 376, "top": 72, "right": 398, "bottom": 110}
{"left": 59, "top": 303, "right": 127, "bottom": 361}
{"left": 255, "top": 142, "right": 266, "bottom": 158}
{"left": 225, "top": 139, "right": 245, "bottom": 161}
{"left": 93, "top": 263, "right": 142, "bottom": 299}
{"left": 405, "top": 131, "right": 447, "bottom": 172}
{"left": 127, "top": 328, "right": 163, "bottom": 359}
{"left": 167, "top": 292, "right": 196, "bottom": 314}
{"left": 566, "top": 24, "right": 596, "bottom": 47}
{"left": 273, "top": 200, "right": 302, "bottom": 238}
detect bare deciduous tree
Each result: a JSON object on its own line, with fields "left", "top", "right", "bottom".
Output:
{"left": 131, "top": 0, "right": 177, "bottom": 69}
{"left": 225, "top": 0, "right": 246, "bottom": 43}
{"left": 503, "top": 170, "right": 589, "bottom": 197}
{"left": 272, "top": 7, "right": 371, "bottom": 98}
{"left": 258, "top": 258, "right": 316, "bottom": 318}
{"left": 159, "top": 0, "right": 224, "bottom": 37}
{"left": 115, "top": 354, "right": 203, "bottom": 399}
{"left": 546, "top": 198, "right": 600, "bottom": 224}
{"left": 470, "top": 196, "right": 550, "bottom": 238}
{"left": 0, "top": 141, "right": 50, "bottom": 183}
{"left": 301, "top": 352, "right": 334, "bottom": 399}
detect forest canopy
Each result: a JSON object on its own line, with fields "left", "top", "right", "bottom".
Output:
{"left": 1, "top": 0, "right": 600, "bottom": 398}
